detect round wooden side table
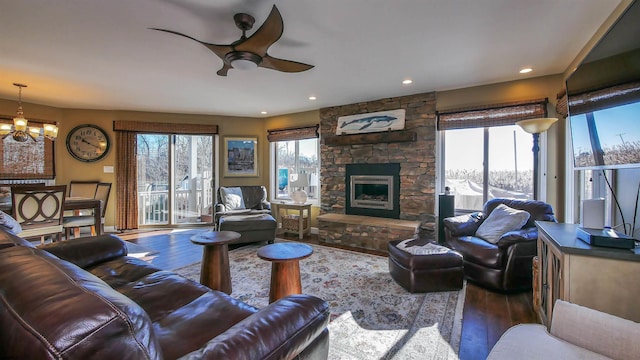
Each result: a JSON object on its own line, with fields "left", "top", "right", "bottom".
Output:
{"left": 257, "top": 242, "right": 313, "bottom": 303}
{"left": 190, "top": 230, "right": 242, "bottom": 294}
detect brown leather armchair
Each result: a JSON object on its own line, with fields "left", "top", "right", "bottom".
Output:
{"left": 443, "top": 198, "right": 556, "bottom": 292}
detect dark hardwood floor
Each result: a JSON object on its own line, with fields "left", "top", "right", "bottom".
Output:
{"left": 121, "top": 229, "right": 538, "bottom": 360}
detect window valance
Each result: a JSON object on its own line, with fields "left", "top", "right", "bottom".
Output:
{"left": 567, "top": 81, "right": 640, "bottom": 116}
{"left": 0, "top": 116, "right": 55, "bottom": 180}
{"left": 267, "top": 124, "right": 319, "bottom": 142}
{"left": 113, "top": 120, "right": 218, "bottom": 134}
{"left": 437, "top": 98, "right": 548, "bottom": 130}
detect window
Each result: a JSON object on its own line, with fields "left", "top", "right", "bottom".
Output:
{"left": 443, "top": 125, "right": 534, "bottom": 210}
{"left": 273, "top": 138, "right": 319, "bottom": 202}
{"left": 137, "top": 134, "right": 213, "bottom": 225}
{"left": 438, "top": 99, "right": 548, "bottom": 211}
{"left": 113, "top": 120, "right": 218, "bottom": 230}
{"left": 267, "top": 125, "right": 320, "bottom": 204}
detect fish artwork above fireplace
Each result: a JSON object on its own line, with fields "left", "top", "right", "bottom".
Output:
{"left": 345, "top": 163, "right": 400, "bottom": 219}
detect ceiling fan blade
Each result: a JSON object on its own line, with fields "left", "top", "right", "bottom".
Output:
{"left": 260, "top": 54, "right": 314, "bottom": 73}
{"left": 150, "top": 28, "right": 232, "bottom": 61}
{"left": 234, "top": 5, "right": 283, "bottom": 56}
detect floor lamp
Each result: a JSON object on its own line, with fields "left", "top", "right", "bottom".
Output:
{"left": 515, "top": 118, "right": 558, "bottom": 200}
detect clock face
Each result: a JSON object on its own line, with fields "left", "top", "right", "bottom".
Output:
{"left": 66, "top": 124, "right": 110, "bottom": 162}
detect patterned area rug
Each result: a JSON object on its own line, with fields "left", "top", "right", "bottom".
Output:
{"left": 174, "top": 240, "right": 464, "bottom": 360}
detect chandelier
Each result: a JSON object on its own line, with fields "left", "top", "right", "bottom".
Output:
{"left": 0, "top": 83, "right": 58, "bottom": 142}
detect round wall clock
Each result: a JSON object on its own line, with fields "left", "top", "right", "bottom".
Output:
{"left": 66, "top": 124, "right": 111, "bottom": 162}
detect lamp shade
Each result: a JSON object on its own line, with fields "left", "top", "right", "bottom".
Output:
{"left": 289, "top": 173, "right": 309, "bottom": 188}
{"left": 515, "top": 118, "right": 558, "bottom": 134}
{"left": 0, "top": 124, "right": 11, "bottom": 135}
{"left": 13, "top": 117, "right": 28, "bottom": 132}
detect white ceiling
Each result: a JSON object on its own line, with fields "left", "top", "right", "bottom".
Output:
{"left": 0, "top": 0, "right": 623, "bottom": 118}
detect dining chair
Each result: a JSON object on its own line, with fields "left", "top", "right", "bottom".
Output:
{"left": 64, "top": 180, "right": 100, "bottom": 237}
{"left": 68, "top": 181, "right": 100, "bottom": 200}
{"left": 11, "top": 185, "right": 67, "bottom": 244}
{"left": 63, "top": 182, "right": 111, "bottom": 239}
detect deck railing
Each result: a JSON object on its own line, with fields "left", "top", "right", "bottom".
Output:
{"left": 138, "top": 184, "right": 213, "bottom": 225}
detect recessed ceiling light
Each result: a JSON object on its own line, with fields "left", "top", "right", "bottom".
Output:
{"left": 519, "top": 67, "right": 533, "bottom": 74}
{"left": 261, "top": 111, "right": 267, "bottom": 115}
{"left": 402, "top": 79, "right": 413, "bottom": 85}
{"left": 309, "top": 96, "right": 317, "bottom": 100}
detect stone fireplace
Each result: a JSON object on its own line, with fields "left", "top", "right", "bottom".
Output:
{"left": 318, "top": 92, "right": 437, "bottom": 250}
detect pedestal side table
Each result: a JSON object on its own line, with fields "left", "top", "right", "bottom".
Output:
{"left": 190, "top": 230, "right": 242, "bottom": 294}
{"left": 257, "top": 242, "right": 313, "bottom": 303}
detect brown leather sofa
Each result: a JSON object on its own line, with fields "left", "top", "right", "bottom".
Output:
{"left": 443, "top": 198, "right": 556, "bottom": 292}
{"left": 0, "top": 229, "right": 330, "bottom": 359}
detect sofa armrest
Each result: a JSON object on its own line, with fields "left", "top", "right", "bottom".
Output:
{"left": 496, "top": 227, "right": 538, "bottom": 248}
{"left": 443, "top": 212, "right": 484, "bottom": 237}
{"left": 550, "top": 300, "right": 640, "bottom": 360}
{"left": 38, "top": 234, "right": 127, "bottom": 269}
{"left": 214, "top": 203, "right": 225, "bottom": 215}
{"left": 260, "top": 201, "right": 271, "bottom": 211}
{"left": 182, "top": 294, "right": 330, "bottom": 360}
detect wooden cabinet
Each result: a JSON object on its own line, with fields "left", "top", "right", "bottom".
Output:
{"left": 536, "top": 222, "right": 640, "bottom": 326}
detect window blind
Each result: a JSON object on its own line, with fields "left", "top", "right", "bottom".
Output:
{"left": 567, "top": 81, "right": 640, "bottom": 116}
{"left": 437, "top": 98, "right": 548, "bottom": 130}
{"left": 0, "top": 116, "right": 55, "bottom": 180}
{"left": 267, "top": 124, "right": 319, "bottom": 142}
{"left": 113, "top": 120, "right": 218, "bottom": 134}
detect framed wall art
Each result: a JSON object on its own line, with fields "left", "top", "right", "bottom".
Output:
{"left": 336, "top": 109, "right": 405, "bottom": 135}
{"left": 223, "top": 136, "right": 258, "bottom": 177}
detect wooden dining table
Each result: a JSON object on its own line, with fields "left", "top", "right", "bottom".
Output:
{"left": 0, "top": 197, "right": 103, "bottom": 236}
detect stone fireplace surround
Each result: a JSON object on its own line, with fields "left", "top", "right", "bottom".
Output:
{"left": 319, "top": 92, "right": 437, "bottom": 249}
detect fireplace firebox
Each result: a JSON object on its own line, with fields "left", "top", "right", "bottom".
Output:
{"left": 345, "top": 163, "right": 400, "bottom": 218}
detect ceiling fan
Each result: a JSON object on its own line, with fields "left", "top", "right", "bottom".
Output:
{"left": 151, "top": 5, "right": 313, "bottom": 76}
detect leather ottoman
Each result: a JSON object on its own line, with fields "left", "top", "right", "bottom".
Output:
{"left": 218, "top": 213, "right": 277, "bottom": 244}
{"left": 388, "top": 239, "right": 464, "bottom": 293}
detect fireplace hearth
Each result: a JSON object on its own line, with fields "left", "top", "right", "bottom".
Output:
{"left": 345, "top": 163, "right": 400, "bottom": 219}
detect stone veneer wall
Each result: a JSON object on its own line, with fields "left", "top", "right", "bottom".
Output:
{"left": 319, "top": 92, "right": 437, "bottom": 238}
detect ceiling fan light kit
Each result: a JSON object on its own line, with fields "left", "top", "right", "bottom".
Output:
{"left": 151, "top": 5, "right": 313, "bottom": 76}
{"left": 225, "top": 51, "right": 261, "bottom": 70}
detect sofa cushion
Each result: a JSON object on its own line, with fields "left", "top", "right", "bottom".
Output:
{"left": 0, "top": 210, "right": 22, "bottom": 234}
{"left": 0, "top": 246, "right": 161, "bottom": 359}
{"left": 487, "top": 324, "right": 609, "bottom": 360}
{"left": 447, "top": 235, "right": 504, "bottom": 269}
{"left": 219, "top": 213, "right": 277, "bottom": 231}
{"left": 111, "top": 268, "right": 258, "bottom": 359}
{"left": 219, "top": 187, "right": 246, "bottom": 211}
{"left": 476, "top": 204, "right": 530, "bottom": 244}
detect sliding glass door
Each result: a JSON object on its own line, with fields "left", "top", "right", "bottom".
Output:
{"left": 137, "top": 134, "right": 213, "bottom": 225}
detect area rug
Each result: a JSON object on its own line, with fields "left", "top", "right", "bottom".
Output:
{"left": 174, "top": 241, "right": 464, "bottom": 360}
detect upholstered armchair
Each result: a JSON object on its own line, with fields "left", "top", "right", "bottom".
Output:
{"left": 213, "top": 186, "right": 276, "bottom": 244}
{"left": 214, "top": 186, "right": 272, "bottom": 226}
{"left": 443, "top": 198, "right": 556, "bottom": 292}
